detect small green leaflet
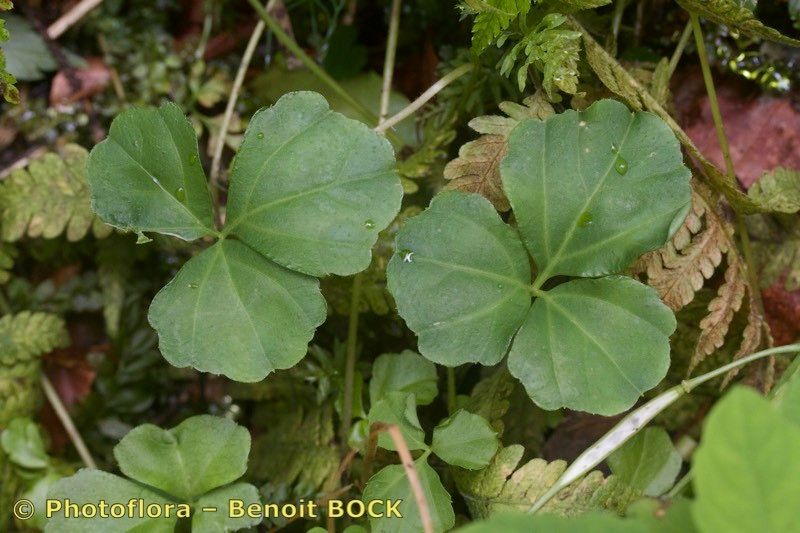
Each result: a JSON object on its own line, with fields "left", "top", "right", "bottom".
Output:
{"left": 223, "top": 91, "right": 403, "bottom": 277}
{"left": 431, "top": 410, "right": 499, "bottom": 469}
{"left": 607, "top": 426, "right": 682, "bottom": 497}
{"left": 148, "top": 240, "right": 325, "bottom": 382}
{"left": 87, "top": 101, "right": 215, "bottom": 241}
{"left": 367, "top": 392, "right": 428, "bottom": 452}
{"left": 369, "top": 350, "right": 439, "bottom": 405}
{"left": 46, "top": 415, "right": 260, "bottom": 532}
{"left": 88, "top": 92, "right": 402, "bottom": 382}
{"left": 0, "top": 417, "right": 48, "bottom": 469}
{"left": 507, "top": 277, "right": 675, "bottom": 415}
{"left": 362, "top": 458, "right": 455, "bottom": 533}
{"left": 388, "top": 99, "right": 689, "bottom": 415}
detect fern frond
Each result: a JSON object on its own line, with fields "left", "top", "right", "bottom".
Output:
{"left": 444, "top": 93, "right": 554, "bottom": 211}
{"left": 461, "top": 0, "right": 532, "bottom": 53}
{"left": 0, "top": 242, "right": 16, "bottom": 283}
{"left": 498, "top": 14, "right": 581, "bottom": 97}
{"left": 747, "top": 167, "right": 800, "bottom": 214}
{"left": 454, "top": 444, "right": 638, "bottom": 519}
{"left": 691, "top": 252, "right": 746, "bottom": 372}
{"left": 0, "top": 144, "right": 112, "bottom": 242}
{"left": 642, "top": 188, "right": 731, "bottom": 311}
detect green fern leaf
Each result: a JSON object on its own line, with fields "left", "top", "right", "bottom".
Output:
{"left": 0, "top": 2, "right": 18, "bottom": 104}
{"left": 499, "top": 14, "right": 581, "bottom": 97}
{"left": 454, "top": 444, "right": 638, "bottom": 519}
{"left": 676, "top": 0, "right": 800, "bottom": 45}
{"left": 0, "top": 144, "right": 112, "bottom": 242}
{"left": 461, "top": 0, "right": 532, "bottom": 53}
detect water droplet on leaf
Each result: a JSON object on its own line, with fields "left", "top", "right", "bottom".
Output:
{"left": 614, "top": 156, "right": 628, "bottom": 175}
{"left": 175, "top": 187, "right": 187, "bottom": 202}
{"left": 364, "top": 219, "right": 375, "bottom": 229}
{"left": 187, "top": 283, "right": 198, "bottom": 289}
{"left": 578, "top": 211, "right": 593, "bottom": 227}
{"left": 256, "top": 132, "right": 265, "bottom": 139}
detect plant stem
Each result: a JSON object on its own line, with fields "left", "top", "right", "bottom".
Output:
{"left": 46, "top": 0, "right": 104, "bottom": 39}
{"left": 380, "top": 0, "right": 402, "bottom": 122}
{"left": 667, "top": 21, "right": 693, "bottom": 78}
{"left": 210, "top": 0, "right": 272, "bottom": 216}
{"left": 690, "top": 13, "right": 766, "bottom": 320}
{"left": 246, "top": 0, "right": 378, "bottom": 127}
{"left": 341, "top": 273, "right": 362, "bottom": 443}
{"left": 528, "top": 343, "right": 800, "bottom": 513}
{"left": 375, "top": 63, "right": 474, "bottom": 134}
{"left": 447, "top": 367, "right": 456, "bottom": 414}
{"left": 41, "top": 375, "right": 97, "bottom": 469}
{"left": 690, "top": 15, "right": 734, "bottom": 179}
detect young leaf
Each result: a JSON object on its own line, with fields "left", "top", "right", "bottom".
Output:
{"left": 692, "top": 387, "right": 800, "bottom": 533}
{"left": 148, "top": 239, "right": 326, "bottom": 382}
{"left": 87, "top": 101, "right": 215, "bottom": 241}
{"left": 606, "top": 427, "right": 681, "bottom": 497}
{"left": 461, "top": 0, "right": 532, "bottom": 53}
{"left": 367, "top": 392, "right": 428, "bottom": 452}
{"left": 0, "top": 417, "right": 48, "bottom": 469}
{"left": 387, "top": 192, "right": 532, "bottom": 366}
{"left": 0, "top": 144, "right": 111, "bottom": 242}
{"left": 113, "top": 415, "right": 251, "bottom": 501}
{"left": 45, "top": 469, "right": 179, "bottom": 532}
{"left": 369, "top": 350, "right": 438, "bottom": 406}
{"left": 507, "top": 276, "right": 675, "bottom": 415}
{"left": 501, "top": 98, "right": 691, "bottom": 279}
{"left": 223, "top": 91, "right": 403, "bottom": 277}
{"left": 431, "top": 410, "right": 499, "bottom": 470}
{"left": 676, "top": 0, "right": 800, "bottom": 45}
{"left": 362, "top": 458, "right": 455, "bottom": 533}
{"left": 0, "top": 15, "right": 56, "bottom": 82}
{"left": 191, "top": 483, "right": 262, "bottom": 533}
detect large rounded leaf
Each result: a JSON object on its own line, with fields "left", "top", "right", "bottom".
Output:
{"left": 387, "top": 192, "right": 532, "bottom": 366}
{"left": 501, "top": 99, "right": 691, "bottom": 279}
{"left": 148, "top": 239, "right": 326, "bottom": 382}
{"left": 87, "top": 102, "right": 215, "bottom": 241}
{"left": 223, "top": 91, "right": 403, "bottom": 277}
{"left": 507, "top": 276, "right": 675, "bottom": 415}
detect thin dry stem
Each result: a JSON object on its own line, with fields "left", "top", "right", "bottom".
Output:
{"left": 47, "top": 0, "right": 104, "bottom": 39}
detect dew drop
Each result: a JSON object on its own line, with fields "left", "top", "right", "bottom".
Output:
{"left": 189, "top": 154, "right": 198, "bottom": 164}
{"left": 256, "top": 132, "right": 265, "bottom": 139}
{"left": 401, "top": 249, "right": 415, "bottom": 263}
{"left": 364, "top": 219, "right": 375, "bottom": 229}
{"left": 175, "top": 186, "right": 187, "bottom": 202}
{"left": 614, "top": 156, "right": 628, "bottom": 175}
{"left": 188, "top": 283, "right": 198, "bottom": 289}
{"left": 578, "top": 211, "right": 594, "bottom": 228}
{"left": 579, "top": 121, "right": 587, "bottom": 127}
{"left": 611, "top": 143, "right": 619, "bottom": 153}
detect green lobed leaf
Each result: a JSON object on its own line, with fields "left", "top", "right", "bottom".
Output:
{"left": 223, "top": 91, "right": 403, "bottom": 277}
{"left": 387, "top": 191, "right": 532, "bottom": 366}
{"left": 362, "top": 458, "right": 455, "bottom": 533}
{"left": 501, "top": 98, "right": 691, "bottom": 279}
{"left": 0, "top": 417, "right": 48, "bottom": 469}
{"left": 431, "top": 410, "right": 499, "bottom": 470}
{"left": 692, "top": 387, "right": 800, "bottom": 533}
{"left": 369, "top": 350, "right": 438, "bottom": 406}
{"left": 607, "top": 427, "right": 682, "bottom": 497}
{"left": 676, "top": 0, "right": 800, "bottom": 45}
{"left": 747, "top": 167, "right": 800, "bottom": 213}
{"left": 367, "top": 392, "right": 428, "bottom": 452}
{"left": 148, "top": 239, "right": 326, "bottom": 382}
{"left": 113, "top": 415, "right": 251, "bottom": 501}
{"left": 191, "top": 483, "right": 262, "bottom": 533}
{"left": 45, "top": 470, "right": 178, "bottom": 533}
{"left": 87, "top": 101, "right": 215, "bottom": 241}
{"left": 508, "top": 276, "right": 675, "bottom": 415}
